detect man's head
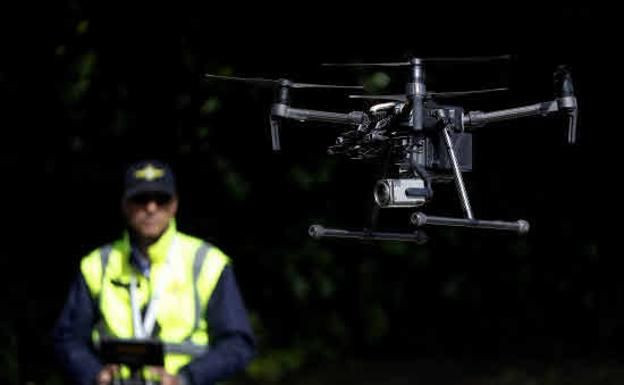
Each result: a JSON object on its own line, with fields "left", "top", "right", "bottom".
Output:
{"left": 122, "top": 160, "right": 178, "bottom": 242}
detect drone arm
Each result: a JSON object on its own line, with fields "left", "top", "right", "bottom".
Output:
{"left": 463, "top": 100, "right": 559, "bottom": 127}
{"left": 463, "top": 96, "right": 578, "bottom": 144}
{"left": 272, "top": 103, "right": 369, "bottom": 126}
{"left": 464, "top": 66, "right": 578, "bottom": 143}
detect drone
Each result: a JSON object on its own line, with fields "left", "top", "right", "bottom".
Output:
{"left": 203, "top": 55, "right": 578, "bottom": 243}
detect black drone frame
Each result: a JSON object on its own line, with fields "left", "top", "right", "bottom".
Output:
{"left": 204, "top": 57, "right": 578, "bottom": 243}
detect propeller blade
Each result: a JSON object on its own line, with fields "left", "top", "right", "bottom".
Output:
{"left": 291, "top": 83, "right": 364, "bottom": 90}
{"left": 322, "top": 62, "right": 411, "bottom": 67}
{"left": 349, "top": 94, "right": 407, "bottom": 102}
{"left": 203, "top": 73, "right": 279, "bottom": 87}
{"left": 422, "top": 54, "right": 512, "bottom": 63}
{"left": 322, "top": 55, "right": 511, "bottom": 67}
{"left": 350, "top": 87, "right": 508, "bottom": 102}
{"left": 429, "top": 87, "right": 509, "bottom": 98}
{"left": 204, "top": 73, "right": 363, "bottom": 90}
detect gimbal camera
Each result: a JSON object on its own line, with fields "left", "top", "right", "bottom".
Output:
{"left": 204, "top": 55, "right": 578, "bottom": 243}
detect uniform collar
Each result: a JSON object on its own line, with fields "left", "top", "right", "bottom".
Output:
{"left": 123, "top": 219, "right": 177, "bottom": 265}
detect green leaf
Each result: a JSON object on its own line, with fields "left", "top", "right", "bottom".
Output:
{"left": 200, "top": 97, "right": 221, "bottom": 116}
{"left": 76, "top": 20, "right": 89, "bottom": 35}
{"left": 364, "top": 72, "right": 391, "bottom": 93}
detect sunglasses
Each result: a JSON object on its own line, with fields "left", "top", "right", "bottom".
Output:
{"left": 128, "top": 192, "right": 173, "bottom": 206}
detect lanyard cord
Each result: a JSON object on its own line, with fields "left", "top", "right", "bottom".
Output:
{"left": 129, "top": 236, "right": 178, "bottom": 339}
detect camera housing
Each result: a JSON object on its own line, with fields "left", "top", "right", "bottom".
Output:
{"left": 374, "top": 178, "right": 430, "bottom": 208}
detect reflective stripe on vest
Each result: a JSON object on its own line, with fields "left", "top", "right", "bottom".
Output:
{"left": 99, "top": 245, "right": 112, "bottom": 308}
{"left": 192, "top": 242, "right": 209, "bottom": 334}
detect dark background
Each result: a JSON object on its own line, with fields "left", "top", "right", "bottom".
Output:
{"left": 1, "top": 3, "right": 620, "bottom": 384}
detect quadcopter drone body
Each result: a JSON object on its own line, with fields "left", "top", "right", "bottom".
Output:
{"left": 204, "top": 56, "right": 578, "bottom": 243}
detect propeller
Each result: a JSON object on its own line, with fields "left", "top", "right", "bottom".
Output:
{"left": 349, "top": 94, "right": 407, "bottom": 102}
{"left": 349, "top": 87, "right": 509, "bottom": 102}
{"left": 203, "top": 73, "right": 364, "bottom": 90}
{"left": 322, "top": 55, "right": 512, "bottom": 67}
{"left": 429, "top": 87, "right": 509, "bottom": 97}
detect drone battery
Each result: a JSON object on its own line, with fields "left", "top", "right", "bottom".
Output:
{"left": 426, "top": 132, "right": 472, "bottom": 173}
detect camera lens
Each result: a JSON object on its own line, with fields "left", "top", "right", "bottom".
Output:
{"left": 374, "top": 180, "right": 391, "bottom": 207}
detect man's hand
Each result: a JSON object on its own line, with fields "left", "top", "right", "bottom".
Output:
{"left": 150, "top": 367, "right": 186, "bottom": 385}
{"left": 95, "top": 364, "right": 119, "bottom": 385}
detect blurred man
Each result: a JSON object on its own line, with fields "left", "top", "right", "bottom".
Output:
{"left": 53, "top": 160, "right": 255, "bottom": 385}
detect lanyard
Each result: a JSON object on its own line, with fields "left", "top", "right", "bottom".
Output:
{"left": 129, "top": 236, "right": 177, "bottom": 339}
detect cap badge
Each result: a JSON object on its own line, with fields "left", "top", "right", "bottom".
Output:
{"left": 134, "top": 164, "right": 165, "bottom": 181}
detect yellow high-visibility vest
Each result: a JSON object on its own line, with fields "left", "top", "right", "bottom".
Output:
{"left": 80, "top": 220, "right": 229, "bottom": 375}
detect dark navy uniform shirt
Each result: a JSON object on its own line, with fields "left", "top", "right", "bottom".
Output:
{"left": 52, "top": 248, "right": 256, "bottom": 385}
